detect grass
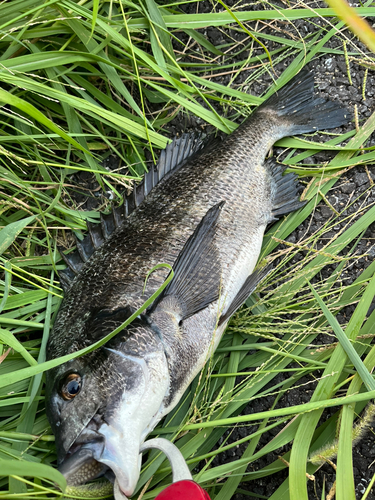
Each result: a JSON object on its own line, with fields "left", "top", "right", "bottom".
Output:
{"left": 0, "top": 0, "right": 375, "bottom": 499}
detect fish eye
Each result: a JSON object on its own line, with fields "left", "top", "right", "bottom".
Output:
{"left": 61, "top": 373, "right": 82, "bottom": 401}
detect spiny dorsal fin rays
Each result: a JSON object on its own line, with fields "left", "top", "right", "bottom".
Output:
{"left": 74, "top": 234, "right": 94, "bottom": 262}
{"left": 100, "top": 211, "right": 116, "bottom": 240}
{"left": 87, "top": 220, "right": 105, "bottom": 248}
{"left": 58, "top": 246, "right": 84, "bottom": 275}
{"left": 58, "top": 266, "right": 75, "bottom": 292}
{"left": 58, "top": 133, "right": 213, "bottom": 291}
{"left": 149, "top": 201, "right": 225, "bottom": 323}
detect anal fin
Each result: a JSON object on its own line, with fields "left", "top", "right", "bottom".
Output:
{"left": 267, "top": 158, "right": 307, "bottom": 219}
{"left": 218, "top": 265, "right": 271, "bottom": 326}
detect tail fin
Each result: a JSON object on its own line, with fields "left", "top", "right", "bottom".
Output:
{"left": 259, "top": 70, "right": 351, "bottom": 135}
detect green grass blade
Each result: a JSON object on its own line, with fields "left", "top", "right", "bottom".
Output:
{"left": 0, "top": 89, "right": 88, "bottom": 154}
{"left": 0, "top": 329, "right": 37, "bottom": 367}
{"left": 0, "top": 217, "right": 36, "bottom": 256}
{"left": 307, "top": 279, "right": 375, "bottom": 392}
{"left": 0, "top": 460, "right": 66, "bottom": 492}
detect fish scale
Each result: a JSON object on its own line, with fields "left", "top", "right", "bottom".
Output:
{"left": 45, "top": 70, "right": 351, "bottom": 498}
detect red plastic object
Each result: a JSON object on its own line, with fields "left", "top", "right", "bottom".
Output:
{"left": 155, "top": 480, "right": 211, "bottom": 500}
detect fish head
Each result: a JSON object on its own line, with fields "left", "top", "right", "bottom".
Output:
{"left": 45, "top": 355, "right": 105, "bottom": 471}
{"left": 45, "top": 319, "right": 170, "bottom": 497}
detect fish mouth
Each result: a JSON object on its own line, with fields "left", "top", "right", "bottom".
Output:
{"left": 58, "top": 428, "right": 108, "bottom": 486}
{"left": 58, "top": 423, "right": 143, "bottom": 496}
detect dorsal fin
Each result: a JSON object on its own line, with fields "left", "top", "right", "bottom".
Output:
{"left": 58, "top": 132, "right": 213, "bottom": 291}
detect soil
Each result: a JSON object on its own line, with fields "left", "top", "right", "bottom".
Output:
{"left": 65, "top": 1, "right": 375, "bottom": 498}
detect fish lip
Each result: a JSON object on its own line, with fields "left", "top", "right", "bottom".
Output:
{"left": 59, "top": 427, "right": 104, "bottom": 465}
{"left": 58, "top": 429, "right": 107, "bottom": 485}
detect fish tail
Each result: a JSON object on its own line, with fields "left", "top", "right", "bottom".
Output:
{"left": 259, "top": 70, "right": 351, "bottom": 134}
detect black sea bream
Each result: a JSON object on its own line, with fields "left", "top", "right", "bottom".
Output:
{"left": 45, "top": 71, "right": 351, "bottom": 498}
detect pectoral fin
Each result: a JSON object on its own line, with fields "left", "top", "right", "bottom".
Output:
{"left": 151, "top": 201, "right": 225, "bottom": 321}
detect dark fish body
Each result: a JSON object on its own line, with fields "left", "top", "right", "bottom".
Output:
{"left": 45, "top": 71, "right": 350, "bottom": 497}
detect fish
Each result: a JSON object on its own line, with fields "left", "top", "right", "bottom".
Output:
{"left": 45, "top": 70, "right": 351, "bottom": 499}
